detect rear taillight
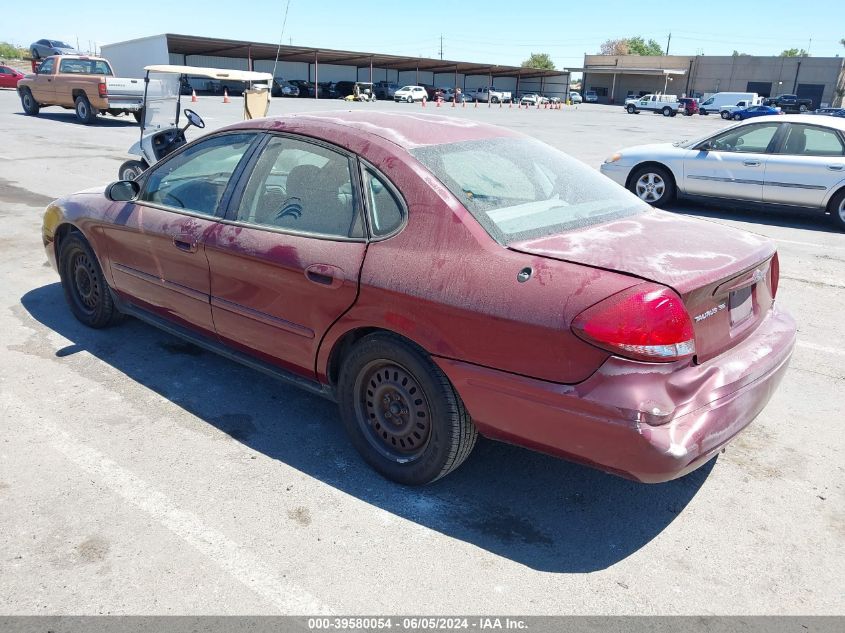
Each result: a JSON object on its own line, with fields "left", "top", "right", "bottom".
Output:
{"left": 770, "top": 252, "right": 780, "bottom": 298}
{"left": 98, "top": 82, "right": 107, "bottom": 98}
{"left": 572, "top": 284, "right": 695, "bottom": 362}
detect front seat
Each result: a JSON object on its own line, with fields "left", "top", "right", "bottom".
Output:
{"left": 783, "top": 128, "right": 806, "bottom": 155}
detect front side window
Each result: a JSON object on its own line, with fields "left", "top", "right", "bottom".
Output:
{"left": 235, "top": 136, "right": 361, "bottom": 238}
{"left": 141, "top": 133, "right": 255, "bottom": 216}
{"left": 778, "top": 125, "right": 845, "bottom": 157}
{"left": 706, "top": 123, "right": 781, "bottom": 153}
{"left": 412, "top": 137, "right": 646, "bottom": 244}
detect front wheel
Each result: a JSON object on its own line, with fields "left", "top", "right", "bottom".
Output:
{"left": 491, "top": 96, "right": 500, "bottom": 104}
{"left": 75, "top": 95, "right": 97, "bottom": 124}
{"left": 629, "top": 165, "right": 675, "bottom": 208}
{"left": 626, "top": 104, "right": 636, "bottom": 114}
{"left": 733, "top": 113, "right": 742, "bottom": 121}
{"left": 20, "top": 88, "right": 40, "bottom": 116}
{"left": 118, "top": 159, "right": 149, "bottom": 181}
{"left": 58, "top": 233, "right": 124, "bottom": 328}
{"left": 338, "top": 333, "right": 477, "bottom": 485}
{"left": 799, "top": 104, "right": 807, "bottom": 112}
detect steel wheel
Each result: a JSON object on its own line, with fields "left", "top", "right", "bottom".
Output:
{"left": 68, "top": 250, "right": 101, "bottom": 317}
{"left": 635, "top": 172, "right": 666, "bottom": 203}
{"left": 354, "top": 360, "right": 431, "bottom": 463}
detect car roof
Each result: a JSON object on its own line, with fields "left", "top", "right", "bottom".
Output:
{"left": 224, "top": 111, "right": 521, "bottom": 150}
{"left": 744, "top": 114, "right": 845, "bottom": 131}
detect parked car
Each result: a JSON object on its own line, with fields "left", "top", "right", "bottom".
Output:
{"left": 719, "top": 98, "right": 764, "bottom": 119}
{"left": 393, "top": 85, "right": 427, "bottom": 102}
{"left": 678, "top": 97, "right": 698, "bottom": 116}
{"left": 442, "top": 88, "right": 466, "bottom": 103}
{"left": 813, "top": 107, "right": 845, "bottom": 118}
{"left": 319, "top": 82, "right": 339, "bottom": 99}
{"left": 289, "top": 80, "right": 317, "bottom": 97}
{"left": 729, "top": 105, "right": 782, "bottom": 121}
{"left": 600, "top": 114, "right": 845, "bottom": 229}
{"left": 519, "top": 93, "right": 549, "bottom": 106}
{"left": 417, "top": 84, "right": 439, "bottom": 100}
{"left": 29, "top": 39, "right": 80, "bottom": 60}
{"left": 699, "top": 92, "right": 759, "bottom": 115}
{"left": 271, "top": 78, "right": 300, "bottom": 98}
{"left": 374, "top": 81, "right": 399, "bottom": 100}
{"left": 569, "top": 91, "right": 582, "bottom": 104}
{"left": 625, "top": 94, "right": 681, "bottom": 117}
{"left": 584, "top": 90, "right": 598, "bottom": 103}
{"left": 334, "top": 81, "right": 357, "bottom": 98}
{"left": 766, "top": 94, "right": 813, "bottom": 113}
{"left": 0, "top": 64, "right": 25, "bottom": 89}
{"left": 41, "top": 111, "right": 796, "bottom": 485}
{"left": 473, "top": 86, "right": 511, "bottom": 103}
{"left": 17, "top": 55, "right": 144, "bottom": 124}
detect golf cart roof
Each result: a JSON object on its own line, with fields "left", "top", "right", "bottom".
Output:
{"left": 144, "top": 65, "right": 272, "bottom": 82}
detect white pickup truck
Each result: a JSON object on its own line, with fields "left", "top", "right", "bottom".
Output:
{"left": 625, "top": 94, "right": 680, "bottom": 117}
{"left": 718, "top": 98, "right": 764, "bottom": 119}
{"left": 473, "top": 86, "right": 512, "bottom": 104}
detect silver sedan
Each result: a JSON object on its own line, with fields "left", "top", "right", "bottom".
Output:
{"left": 600, "top": 114, "right": 845, "bottom": 230}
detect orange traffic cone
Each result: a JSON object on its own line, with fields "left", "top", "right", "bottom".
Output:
{"left": 223, "top": 88, "right": 230, "bottom": 104}
{"left": 191, "top": 89, "right": 197, "bottom": 103}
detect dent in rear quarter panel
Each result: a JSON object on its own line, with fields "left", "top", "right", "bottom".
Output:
{"left": 317, "top": 145, "right": 642, "bottom": 385}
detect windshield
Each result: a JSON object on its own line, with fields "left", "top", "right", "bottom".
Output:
{"left": 411, "top": 137, "right": 647, "bottom": 244}
{"left": 143, "top": 72, "right": 181, "bottom": 131}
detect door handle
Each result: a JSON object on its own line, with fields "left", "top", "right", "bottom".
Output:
{"left": 172, "top": 235, "right": 197, "bottom": 253}
{"left": 743, "top": 160, "right": 761, "bottom": 167}
{"left": 305, "top": 264, "right": 344, "bottom": 289}
{"left": 828, "top": 165, "right": 844, "bottom": 171}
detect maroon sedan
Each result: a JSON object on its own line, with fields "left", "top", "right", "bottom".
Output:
{"left": 41, "top": 112, "right": 796, "bottom": 485}
{"left": 0, "top": 65, "right": 25, "bottom": 89}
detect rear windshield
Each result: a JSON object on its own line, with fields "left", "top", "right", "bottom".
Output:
{"left": 59, "top": 59, "right": 112, "bottom": 75}
{"left": 411, "top": 137, "right": 646, "bottom": 243}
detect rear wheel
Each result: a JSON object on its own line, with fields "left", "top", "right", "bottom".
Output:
{"left": 118, "top": 159, "right": 148, "bottom": 181}
{"left": 629, "top": 165, "right": 675, "bottom": 208}
{"left": 338, "top": 333, "right": 477, "bottom": 485}
{"left": 133, "top": 108, "right": 144, "bottom": 124}
{"left": 720, "top": 111, "right": 731, "bottom": 120}
{"left": 829, "top": 188, "right": 845, "bottom": 232}
{"left": 491, "top": 96, "right": 500, "bottom": 104}
{"left": 20, "top": 88, "right": 39, "bottom": 116}
{"left": 75, "top": 95, "right": 96, "bottom": 124}
{"left": 58, "top": 233, "right": 123, "bottom": 328}
{"left": 799, "top": 104, "right": 808, "bottom": 113}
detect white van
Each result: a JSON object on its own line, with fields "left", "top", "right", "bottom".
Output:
{"left": 699, "top": 92, "right": 758, "bottom": 115}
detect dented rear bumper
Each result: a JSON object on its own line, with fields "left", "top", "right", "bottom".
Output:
{"left": 435, "top": 305, "right": 796, "bottom": 483}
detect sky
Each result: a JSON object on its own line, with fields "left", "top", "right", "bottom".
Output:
{"left": 3, "top": 0, "right": 843, "bottom": 71}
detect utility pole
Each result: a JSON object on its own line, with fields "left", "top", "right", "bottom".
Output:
{"left": 807, "top": 37, "right": 812, "bottom": 56}
{"left": 666, "top": 32, "right": 671, "bottom": 56}
{"left": 439, "top": 34, "right": 443, "bottom": 60}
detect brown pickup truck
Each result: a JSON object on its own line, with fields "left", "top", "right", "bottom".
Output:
{"left": 17, "top": 55, "right": 145, "bottom": 124}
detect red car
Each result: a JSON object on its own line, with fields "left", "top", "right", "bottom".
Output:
{"left": 41, "top": 112, "right": 796, "bottom": 485}
{"left": 0, "top": 65, "right": 25, "bottom": 89}
{"left": 678, "top": 97, "right": 699, "bottom": 116}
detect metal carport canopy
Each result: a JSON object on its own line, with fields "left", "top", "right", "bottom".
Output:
{"left": 164, "top": 33, "right": 566, "bottom": 79}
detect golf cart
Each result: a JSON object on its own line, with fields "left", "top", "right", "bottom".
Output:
{"left": 343, "top": 81, "right": 376, "bottom": 102}
{"left": 118, "top": 65, "right": 272, "bottom": 181}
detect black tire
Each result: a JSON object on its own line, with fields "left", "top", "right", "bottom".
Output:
{"left": 75, "top": 95, "right": 97, "bottom": 124}
{"left": 406, "top": 96, "right": 412, "bottom": 103}
{"left": 662, "top": 106, "right": 672, "bottom": 117}
{"left": 30, "top": 48, "right": 40, "bottom": 60}
{"left": 58, "top": 233, "right": 124, "bottom": 328}
{"left": 626, "top": 104, "right": 637, "bottom": 114}
{"left": 799, "top": 104, "right": 808, "bottom": 113}
{"left": 828, "top": 188, "right": 845, "bottom": 232}
{"left": 20, "top": 88, "right": 40, "bottom": 116}
{"left": 628, "top": 164, "right": 676, "bottom": 208}
{"left": 338, "top": 333, "right": 477, "bottom": 485}
{"left": 119, "top": 159, "right": 148, "bottom": 181}
{"left": 133, "top": 109, "right": 144, "bottom": 124}
{"left": 733, "top": 113, "right": 742, "bottom": 121}
{"left": 491, "top": 96, "right": 500, "bottom": 104}
{"left": 700, "top": 109, "right": 709, "bottom": 115}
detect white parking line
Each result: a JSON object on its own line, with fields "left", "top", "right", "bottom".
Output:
{"left": 774, "top": 237, "right": 845, "bottom": 250}
{"left": 8, "top": 395, "right": 332, "bottom": 615}
{"left": 796, "top": 340, "right": 845, "bottom": 357}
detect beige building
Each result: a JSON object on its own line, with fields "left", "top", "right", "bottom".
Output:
{"left": 581, "top": 54, "right": 845, "bottom": 108}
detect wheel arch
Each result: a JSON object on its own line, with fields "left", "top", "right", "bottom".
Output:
{"left": 71, "top": 89, "right": 88, "bottom": 102}
{"left": 824, "top": 181, "right": 845, "bottom": 210}
{"left": 625, "top": 160, "right": 679, "bottom": 191}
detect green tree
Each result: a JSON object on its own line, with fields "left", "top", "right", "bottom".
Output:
{"left": 599, "top": 39, "right": 629, "bottom": 55}
{"left": 780, "top": 48, "right": 809, "bottom": 57}
{"left": 732, "top": 50, "right": 750, "bottom": 57}
{"left": 626, "top": 36, "right": 664, "bottom": 56}
{"left": 521, "top": 53, "right": 556, "bottom": 70}
{"left": 0, "top": 41, "right": 27, "bottom": 59}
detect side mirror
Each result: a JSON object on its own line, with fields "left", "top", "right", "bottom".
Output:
{"left": 697, "top": 141, "right": 712, "bottom": 151}
{"left": 106, "top": 180, "right": 140, "bottom": 202}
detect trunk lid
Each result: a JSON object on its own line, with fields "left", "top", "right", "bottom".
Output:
{"left": 509, "top": 210, "right": 778, "bottom": 362}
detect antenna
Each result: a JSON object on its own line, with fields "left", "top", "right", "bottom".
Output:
{"left": 271, "top": 0, "right": 293, "bottom": 82}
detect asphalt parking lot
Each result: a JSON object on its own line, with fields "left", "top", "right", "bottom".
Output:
{"left": 0, "top": 89, "right": 843, "bottom": 615}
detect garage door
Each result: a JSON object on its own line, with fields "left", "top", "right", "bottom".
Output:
{"left": 747, "top": 81, "right": 772, "bottom": 98}
{"left": 796, "top": 84, "right": 824, "bottom": 109}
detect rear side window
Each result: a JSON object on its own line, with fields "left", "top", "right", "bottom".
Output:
{"left": 778, "top": 125, "right": 845, "bottom": 157}
{"left": 363, "top": 168, "right": 405, "bottom": 237}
